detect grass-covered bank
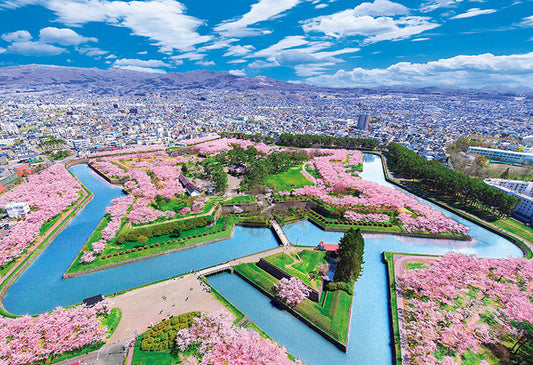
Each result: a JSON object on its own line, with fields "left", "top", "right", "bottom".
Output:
{"left": 233, "top": 255, "right": 354, "bottom": 348}
{"left": 65, "top": 217, "right": 234, "bottom": 276}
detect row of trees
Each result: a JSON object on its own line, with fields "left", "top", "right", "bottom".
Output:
{"left": 116, "top": 215, "right": 214, "bottom": 243}
{"left": 278, "top": 133, "right": 379, "bottom": 150}
{"left": 386, "top": 143, "right": 520, "bottom": 216}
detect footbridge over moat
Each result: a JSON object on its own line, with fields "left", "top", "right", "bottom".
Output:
{"left": 270, "top": 218, "right": 292, "bottom": 246}
{"left": 195, "top": 245, "right": 301, "bottom": 278}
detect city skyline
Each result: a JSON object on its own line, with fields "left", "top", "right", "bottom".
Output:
{"left": 0, "top": 0, "right": 532, "bottom": 88}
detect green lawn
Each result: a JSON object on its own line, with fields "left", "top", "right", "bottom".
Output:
{"left": 266, "top": 166, "right": 313, "bottom": 191}
{"left": 224, "top": 195, "right": 256, "bottom": 205}
{"left": 404, "top": 261, "right": 427, "bottom": 270}
{"left": 152, "top": 197, "right": 187, "bottom": 213}
{"left": 494, "top": 217, "right": 533, "bottom": 244}
{"left": 264, "top": 250, "right": 327, "bottom": 290}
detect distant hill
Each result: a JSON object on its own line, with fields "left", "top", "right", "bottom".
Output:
{"left": 0, "top": 64, "right": 321, "bottom": 95}
{"left": 0, "top": 64, "right": 530, "bottom": 97}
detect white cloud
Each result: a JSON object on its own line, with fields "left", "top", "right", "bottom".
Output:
{"left": 1, "top": 30, "right": 32, "bottom": 42}
{"left": 421, "top": 0, "right": 462, "bottom": 12}
{"left": 450, "top": 8, "right": 497, "bottom": 19}
{"left": 228, "top": 69, "right": 246, "bottom": 76}
{"left": 352, "top": 0, "right": 408, "bottom": 17}
{"left": 6, "top": 41, "right": 65, "bottom": 55}
{"left": 252, "top": 36, "right": 309, "bottom": 58}
{"left": 1, "top": 29, "right": 66, "bottom": 55}
{"left": 39, "top": 27, "right": 96, "bottom": 45}
{"left": 519, "top": 15, "right": 533, "bottom": 27}
{"left": 197, "top": 60, "right": 215, "bottom": 66}
{"left": 114, "top": 58, "right": 169, "bottom": 68}
{"left": 113, "top": 65, "right": 166, "bottom": 74}
{"left": 228, "top": 59, "right": 247, "bottom": 64}
{"left": 77, "top": 46, "right": 108, "bottom": 57}
{"left": 315, "top": 3, "right": 328, "bottom": 9}
{"left": 223, "top": 45, "right": 254, "bottom": 57}
{"left": 215, "top": 0, "right": 301, "bottom": 36}
{"left": 113, "top": 58, "right": 169, "bottom": 73}
{"left": 302, "top": 2, "right": 439, "bottom": 43}
{"left": 412, "top": 37, "right": 430, "bottom": 41}
{"left": 307, "top": 52, "right": 533, "bottom": 88}
{"left": 0, "top": 47, "right": 6, "bottom": 54}
{"left": 294, "top": 63, "right": 331, "bottom": 76}
{"left": 172, "top": 52, "right": 205, "bottom": 61}
{"left": 6, "top": 0, "right": 210, "bottom": 52}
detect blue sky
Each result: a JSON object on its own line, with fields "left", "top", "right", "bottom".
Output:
{"left": 0, "top": 0, "right": 532, "bottom": 88}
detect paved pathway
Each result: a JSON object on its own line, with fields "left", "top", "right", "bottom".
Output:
{"left": 392, "top": 253, "right": 438, "bottom": 365}
{"left": 300, "top": 162, "right": 317, "bottom": 185}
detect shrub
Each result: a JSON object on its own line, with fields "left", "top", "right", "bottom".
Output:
{"left": 119, "top": 251, "right": 124, "bottom": 255}
{"left": 126, "top": 249, "right": 131, "bottom": 254}
{"left": 324, "top": 281, "right": 353, "bottom": 295}
{"left": 144, "top": 245, "right": 149, "bottom": 250}
{"left": 101, "top": 256, "right": 106, "bottom": 260}
{"left": 150, "top": 244, "right": 155, "bottom": 248}
{"left": 138, "top": 235, "right": 149, "bottom": 245}
{"left": 113, "top": 252, "right": 118, "bottom": 257}
{"left": 107, "top": 254, "right": 112, "bottom": 258}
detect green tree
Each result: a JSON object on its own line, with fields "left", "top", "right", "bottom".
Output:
{"left": 333, "top": 228, "right": 365, "bottom": 283}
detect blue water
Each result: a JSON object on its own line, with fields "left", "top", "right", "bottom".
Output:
{"left": 3, "top": 157, "right": 525, "bottom": 364}
{"left": 3, "top": 165, "right": 279, "bottom": 315}
{"left": 208, "top": 154, "right": 523, "bottom": 365}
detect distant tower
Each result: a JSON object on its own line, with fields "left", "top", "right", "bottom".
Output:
{"left": 357, "top": 114, "right": 369, "bottom": 130}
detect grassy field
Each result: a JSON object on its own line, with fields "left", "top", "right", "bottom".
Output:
{"left": 266, "top": 166, "right": 313, "bottom": 191}
{"left": 224, "top": 195, "right": 255, "bottom": 205}
{"left": 152, "top": 197, "right": 186, "bottom": 212}
{"left": 264, "top": 250, "right": 327, "bottom": 290}
{"left": 494, "top": 217, "right": 533, "bottom": 244}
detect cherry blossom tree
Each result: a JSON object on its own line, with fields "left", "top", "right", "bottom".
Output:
{"left": 274, "top": 277, "right": 311, "bottom": 308}
{"left": 176, "top": 311, "right": 303, "bottom": 365}
{"left": 0, "top": 299, "right": 113, "bottom": 365}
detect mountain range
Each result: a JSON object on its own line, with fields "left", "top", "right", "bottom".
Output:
{"left": 0, "top": 64, "right": 530, "bottom": 97}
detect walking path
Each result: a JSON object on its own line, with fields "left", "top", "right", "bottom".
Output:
{"left": 300, "top": 162, "right": 317, "bottom": 185}
{"left": 392, "top": 253, "right": 438, "bottom": 365}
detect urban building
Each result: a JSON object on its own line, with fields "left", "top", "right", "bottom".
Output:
{"left": 6, "top": 201, "right": 30, "bottom": 218}
{"left": 467, "top": 147, "right": 533, "bottom": 164}
{"left": 357, "top": 114, "right": 369, "bottom": 130}
{"left": 484, "top": 178, "right": 533, "bottom": 223}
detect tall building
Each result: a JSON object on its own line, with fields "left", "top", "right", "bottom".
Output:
{"left": 357, "top": 114, "right": 369, "bottom": 130}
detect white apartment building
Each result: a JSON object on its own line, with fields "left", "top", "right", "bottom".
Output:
{"left": 6, "top": 202, "right": 30, "bottom": 219}
{"left": 484, "top": 179, "right": 533, "bottom": 223}
{"left": 468, "top": 146, "right": 533, "bottom": 164}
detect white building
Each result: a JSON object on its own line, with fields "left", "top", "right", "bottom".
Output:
{"left": 467, "top": 146, "right": 533, "bottom": 164}
{"left": 484, "top": 179, "right": 533, "bottom": 223}
{"left": 6, "top": 202, "right": 30, "bottom": 219}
